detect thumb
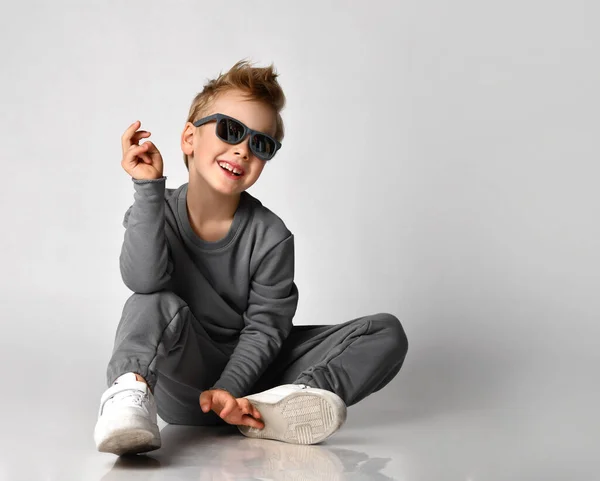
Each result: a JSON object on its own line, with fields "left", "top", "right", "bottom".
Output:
{"left": 144, "top": 141, "right": 162, "bottom": 158}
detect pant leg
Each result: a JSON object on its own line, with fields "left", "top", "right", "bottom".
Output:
{"left": 107, "top": 290, "right": 234, "bottom": 425}
{"left": 250, "top": 313, "right": 408, "bottom": 406}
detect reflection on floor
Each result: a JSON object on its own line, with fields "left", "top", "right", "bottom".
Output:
{"left": 101, "top": 424, "right": 397, "bottom": 481}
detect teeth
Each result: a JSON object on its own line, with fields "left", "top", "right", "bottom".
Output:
{"left": 218, "top": 162, "right": 242, "bottom": 175}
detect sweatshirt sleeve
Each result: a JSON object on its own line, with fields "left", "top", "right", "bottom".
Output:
{"left": 119, "top": 176, "right": 173, "bottom": 293}
{"left": 210, "top": 234, "right": 299, "bottom": 397}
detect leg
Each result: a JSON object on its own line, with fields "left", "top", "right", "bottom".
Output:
{"left": 107, "top": 290, "right": 233, "bottom": 425}
{"left": 251, "top": 313, "right": 408, "bottom": 406}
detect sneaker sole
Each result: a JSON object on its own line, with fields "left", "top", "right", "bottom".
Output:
{"left": 238, "top": 390, "right": 347, "bottom": 445}
{"left": 94, "top": 414, "right": 161, "bottom": 455}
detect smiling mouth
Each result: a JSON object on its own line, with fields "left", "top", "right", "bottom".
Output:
{"left": 220, "top": 165, "right": 241, "bottom": 176}
{"left": 217, "top": 161, "right": 245, "bottom": 176}
{"left": 218, "top": 163, "right": 245, "bottom": 179}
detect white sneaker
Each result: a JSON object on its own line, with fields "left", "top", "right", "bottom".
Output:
{"left": 238, "top": 384, "right": 347, "bottom": 445}
{"left": 94, "top": 372, "right": 161, "bottom": 455}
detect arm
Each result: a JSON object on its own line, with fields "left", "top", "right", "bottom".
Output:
{"left": 211, "top": 234, "right": 299, "bottom": 398}
{"left": 119, "top": 176, "right": 173, "bottom": 293}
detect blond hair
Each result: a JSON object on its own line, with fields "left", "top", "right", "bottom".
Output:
{"left": 183, "top": 59, "right": 286, "bottom": 169}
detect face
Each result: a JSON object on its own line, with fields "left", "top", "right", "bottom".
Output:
{"left": 181, "top": 89, "right": 277, "bottom": 197}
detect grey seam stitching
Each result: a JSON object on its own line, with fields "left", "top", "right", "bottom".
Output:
{"left": 308, "top": 319, "right": 372, "bottom": 374}
{"left": 249, "top": 234, "right": 293, "bottom": 278}
{"left": 146, "top": 303, "right": 190, "bottom": 372}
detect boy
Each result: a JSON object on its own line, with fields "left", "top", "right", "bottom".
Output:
{"left": 94, "top": 60, "right": 408, "bottom": 456}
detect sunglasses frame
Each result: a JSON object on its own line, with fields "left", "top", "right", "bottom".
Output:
{"left": 192, "top": 113, "right": 282, "bottom": 161}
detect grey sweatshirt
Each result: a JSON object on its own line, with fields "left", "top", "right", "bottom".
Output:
{"left": 119, "top": 176, "right": 299, "bottom": 398}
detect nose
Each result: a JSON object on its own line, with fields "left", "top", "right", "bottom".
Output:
{"left": 233, "top": 135, "right": 251, "bottom": 159}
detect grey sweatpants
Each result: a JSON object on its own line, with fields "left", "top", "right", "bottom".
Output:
{"left": 107, "top": 291, "right": 408, "bottom": 426}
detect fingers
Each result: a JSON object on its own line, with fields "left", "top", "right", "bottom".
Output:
{"left": 120, "top": 121, "right": 164, "bottom": 180}
{"left": 132, "top": 130, "right": 151, "bottom": 143}
{"left": 199, "top": 390, "right": 264, "bottom": 430}
{"left": 137, "top": 141, "right": 164, "bottom": 170}
{"left": 137, "top": 141, "right": 160, "bottom": 155}
{"left": 122, "top": 143, "right": 150, "bottom": 168}
{"left": 239, "top": 399, "right": 261, "bottom": 419}
{"left": 239, "top": 399, "right": 251, "bottom": 415}
{"left": 237, "top": 399, "right": 263, "bottom": 429}
{"left": 219, "top": 397, "right": 237, "bottom": 419}
{"left": 121, "top": 120, "right": 152, "bottom": 152}
{"left": 121, "top": 120, "right": 142, "bottom": 152}
{"left": 134, "top": 141, "right": 158, "bottom": 164}
{"left": 199, "top": 392, "right": 212, "bottom": 413}
{"left": 242, "top": 414, "right": 265, "bottom": 429}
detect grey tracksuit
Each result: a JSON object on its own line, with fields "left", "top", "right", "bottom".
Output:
{"left": 107, "top": 177, "right": 408, "bottom": 425}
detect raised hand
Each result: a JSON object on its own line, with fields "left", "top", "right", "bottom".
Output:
{"left": 121, "top": 120, "right": 164, "bottom": 180}
{"left": 200, "top": 389, "right": 264, "bottom": 429}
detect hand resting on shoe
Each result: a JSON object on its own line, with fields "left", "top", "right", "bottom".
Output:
{"left": 200, "top": 389, "right": 265, "bottom": 429}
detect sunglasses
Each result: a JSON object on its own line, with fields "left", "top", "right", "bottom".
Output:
{"left": 192, "top": 113, "right": 282, "bottom": 161}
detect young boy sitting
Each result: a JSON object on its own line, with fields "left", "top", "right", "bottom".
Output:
{"left": 94, "top": 59, "right": 409, "bottom": 456}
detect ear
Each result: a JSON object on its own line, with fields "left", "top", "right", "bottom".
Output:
{"left": 181, "top": 122, "right": 195, "bottom": 156}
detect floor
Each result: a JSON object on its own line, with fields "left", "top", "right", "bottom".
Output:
{"left": 1, "top": 295, "right": 597, "bottom": 480}
{"left": 3, "top": 353, "right": 597, "bottom": 481}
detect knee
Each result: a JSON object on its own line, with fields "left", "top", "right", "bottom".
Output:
{"left": 124, "top": 290, "right": 188, "bottom": 314}
{"left": 373, "top": 313, "right": 408, "bottom": 356}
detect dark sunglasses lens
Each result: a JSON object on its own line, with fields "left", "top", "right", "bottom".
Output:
{"left": 216, "top": 118, "right": 245, "bottom": 143}
{"left": 250, "top": 134, "right": 276, "bottom": 159}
